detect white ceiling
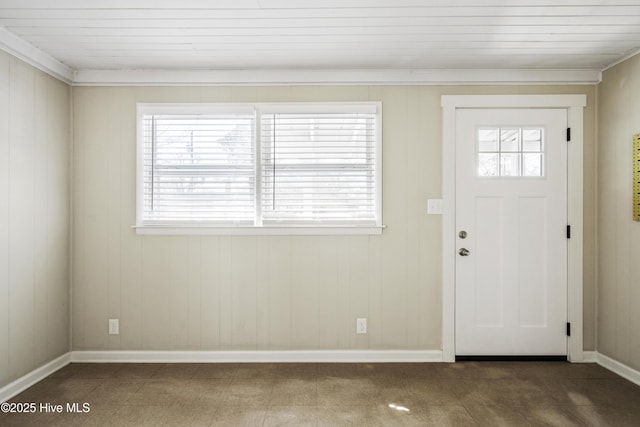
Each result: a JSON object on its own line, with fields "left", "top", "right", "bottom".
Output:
{"left": 1, "top": 0, "right": 640, "bottom": 85}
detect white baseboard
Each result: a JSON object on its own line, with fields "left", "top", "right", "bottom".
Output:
{"left": 70, "top": 350, "right": 443, "bottom": 364}
{"left": 0, "top": 353, "right": 71, "bottom": 403}
{"left": 3, "top": 349, "right": 638, "bottom": 404}
{"left": 596, "top": 352, "right": 640, "bottom": 387}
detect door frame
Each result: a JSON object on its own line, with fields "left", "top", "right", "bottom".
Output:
{"left": 441, "top": 95, "right": 586, "bottom": 363}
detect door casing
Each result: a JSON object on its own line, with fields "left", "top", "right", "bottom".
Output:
{"left": 441, "top": 94, "right": 586, "bottom": 363}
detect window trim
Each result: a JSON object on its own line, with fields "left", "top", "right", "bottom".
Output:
{"left": 135, "top": 102, "right": 383, "bottom": 235}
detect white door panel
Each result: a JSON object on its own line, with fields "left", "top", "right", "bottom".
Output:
{"left": 455, "top": 108, "right": 567, "bottom": 356}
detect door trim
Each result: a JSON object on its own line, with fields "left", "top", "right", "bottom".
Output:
{"left": 441, "top": 95, "right": 586, "bottom": 363}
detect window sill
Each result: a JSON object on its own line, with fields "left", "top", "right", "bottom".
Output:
{"left": 133, "top": 225, "right": 385, "bottom": 236}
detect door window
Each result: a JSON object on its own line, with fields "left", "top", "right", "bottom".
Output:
{"left": 477, "top": 127, "right": 544, "bottom": 177}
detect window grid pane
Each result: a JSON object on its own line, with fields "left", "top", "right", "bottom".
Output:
{"left": 477, "top": 127, "right": 544, "bottom": 178}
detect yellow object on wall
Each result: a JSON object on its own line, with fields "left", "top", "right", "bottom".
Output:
{"left": 635, "top": 134, "right": 640, "bottom": 221}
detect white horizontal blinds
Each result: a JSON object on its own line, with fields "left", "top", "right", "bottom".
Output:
{"left": 141, "top": 113, "right": 255, "bottom": 224}
{"left": 260, "top": 111, "right": 377, "bottom": 225}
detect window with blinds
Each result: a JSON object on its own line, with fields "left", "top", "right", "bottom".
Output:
{"left": 136, "top": 103, "right": 381, "bottom": 232}
{"left": 139, "top": 109, "right": 255, "bottom": 225}
{"left": 260, "top": 111, "right": 377, "bottom": 225}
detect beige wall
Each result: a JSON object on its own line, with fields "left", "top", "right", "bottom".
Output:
{"left": 72, "top": 84, "right": 597, "bottom": 352}
{"left": 597, "top": 54, "right": 640, "bottom": 370}
{"left": 0, "top": 51, "right": 71, "bottom": 388}
{"left": 5, "top": 42, "right": 638, "bottom": 379}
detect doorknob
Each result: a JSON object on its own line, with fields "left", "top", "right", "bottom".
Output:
{"left": 458, "top": 248, "right": 470, "bottom": 256}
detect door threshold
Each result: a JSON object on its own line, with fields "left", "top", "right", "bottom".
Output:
{"left": 456, "top": 355, "right": 567, "bottom": 362}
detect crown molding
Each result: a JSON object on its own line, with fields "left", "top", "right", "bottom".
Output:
{"left": 72, "top": 68, "right": 602, "bottom": 86}
{"left": 0, "top": 26, "right": 74, "bottom": 84}
{"left": 601, "top": 47, "right": 640, "bottom": 73}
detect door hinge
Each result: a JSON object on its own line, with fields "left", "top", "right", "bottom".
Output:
{"left": 566, "top": 322, "right": 571, "bottom": 337}
{"left": 566, "top": 225, "right": 571, "bottom": 239}
{"left": 566, "top": 128, "right": 571, "bottom": 142}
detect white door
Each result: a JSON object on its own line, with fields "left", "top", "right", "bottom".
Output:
{"left": 455, "top": 108, "right": 568, "bottom": 356}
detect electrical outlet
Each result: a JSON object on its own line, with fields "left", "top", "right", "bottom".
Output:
{"left": 108, "top": 319, "right": 119, "bottom": 335}
{"left": 356, "top": 318, "right": 367, "bottom": 334}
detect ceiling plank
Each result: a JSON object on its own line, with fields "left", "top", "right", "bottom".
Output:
{"left": 3, "top": 16, "right": 640, "bottom": 28}
{"left": 21, "top": 34, "right": 640, "bottom": 44}
{"left": 0, "top": 0, "right": 639, "bottom": 8}
{"left": 11, "top": 25, "right": 640, "bottom": 36}
{"left": 2, "top": 6, "right": 640, "bottom": 19}
{"left": 40, "top": 44, "right": 634, "bottom": 54}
